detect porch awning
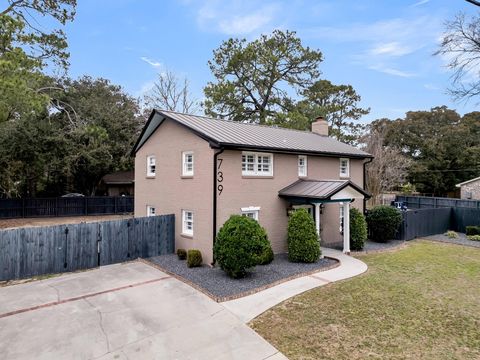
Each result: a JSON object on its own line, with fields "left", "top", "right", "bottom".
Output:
{"left": 278, "top": 179, "right": 370, "bottom": 201}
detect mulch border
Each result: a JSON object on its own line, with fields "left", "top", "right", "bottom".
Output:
{"left": 140, "top": 256, "right": 340, "bottom": 303}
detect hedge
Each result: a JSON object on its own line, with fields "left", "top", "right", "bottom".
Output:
{"left": 366, "top": 205, "right": 402, "bottom": 242}
{"left": 287, "top": 209, "right": 320, "bottom": 263}
{"left": 350, "top": 207, "right": 367, "bottom": 251}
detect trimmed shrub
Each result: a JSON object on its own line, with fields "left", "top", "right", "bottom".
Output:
{"left": 444, "top": 230, "right": 458, "bottom": 239}
{"left": 256, "top": 244, "right": 274, "bottom": 265}
{"left": 467, "top": 235, "right": 480, "bottom": 241}
{"left": 187, "top": 249, "right": 202, "bottom": 268}
{"left": 214, "top": 215, "right": 271, "bottom": 278}
{"left": 350, "top": 208, "right": 367, "bottom": 251}
{"left": 366, "top": 205, "right": 403, "bottom": 243}
{"left": 466, "top": 226, "right": 480, "bottom": 236}
{"left": 287, "top": 209, "right": 321, "bottom": 263}
{"left": 177, "top": 248, "right": 187, "bottom": 260}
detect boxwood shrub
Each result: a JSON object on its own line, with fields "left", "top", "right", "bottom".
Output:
{"left": 466, "top": 225, "right": 480, "bottom": 236}
{"left": 350, "top": 207, "right": 367, "bottom": 251}
{"left": 366, "top": 205, "right": 403, "bottom": 243}
{"left": 287, "top": 209, "right": 320, "bottom": 263}
{"left": 187, "top": 249, "right": 202, "bottom": 268}
{"left": 177, "top": 248, "right": 187, "bottom": 260}
{"left": 467, "top": 235, "right": 480, "bottom": 241}
{"left": 214, "top": 215, "right": 272, "bottom": 278}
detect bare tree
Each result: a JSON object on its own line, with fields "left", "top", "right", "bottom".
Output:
{"left": 435, "top": 12, "right": 480, "bottom": 102}
{"left": 144, "top": 70, "right": 199, "bottom": 114}
{"left": 362, "top": 122, "right": 411, "bottom": 206}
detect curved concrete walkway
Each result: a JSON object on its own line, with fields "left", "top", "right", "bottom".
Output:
{"left": 221, "top": 248, "right": 368, "bottom": 323}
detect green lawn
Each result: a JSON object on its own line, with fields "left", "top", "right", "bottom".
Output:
{"left": 251, "top": 241, "right": 480, "bottom": 360}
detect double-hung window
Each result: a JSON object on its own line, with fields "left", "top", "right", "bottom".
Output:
{"left": 340, "top": 158, "right": 349, "bottom": 177}
{"left": 147, "top": 205, "right": 156, "bottom": 217}
{"left": 182, "top": 151, "right": 194, "bottom": 176}
{"left": 147, "top": 155, "right": 156, "bottom": 177}
{"left": 241, "top": 152, "right": 273, "bottom": 176}
{"left": 298, "top": 155, "right": 307, "bottom": 177}
{"left": 241, "top": 206, "right": 260, "bottom": 221}
{"left": 182, "top": 210, "right": 194, "bottom": 236}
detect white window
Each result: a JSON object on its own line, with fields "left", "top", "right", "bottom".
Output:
{"left": 147, "top": 205, "right": 156, "bottom": 217}
{"left": 298, "top": 155, "right": 307, "bottom": 177}
{"left": 182, "top": 151, "right": 194, "bottom": 176}
{"left": 339, "top": 205, "right": 345, "bottom": 233}
{"left": 241, "top": 206, "right": 260, "bottom": 221}
{"left": 147, "top": 155, "right": 156, "bottom": 177}
{"left": 241, "top": 152, "right": 273, "bottom": 176}
{"left": 182, "top": 210, "right": 194, "bottom": 236}
{"left": 340, "top": 158, "right": 350, "bottom": 177}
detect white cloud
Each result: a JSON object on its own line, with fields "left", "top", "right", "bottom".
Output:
{"left": 424, "top": 83, "right": 441, "bottom": 90}
{"left": 411, "top": 0, "right": 430, "bottom": 7}
{"left": 369, "top": 42, "right": 415, "bottom": 57}
{"left": 140, "top": 57, "right": 162, "bottom": 68}
{"left": 369, "top": 65, "right": 416, "bottom": 78}
{"left": 195, "top": 1, "right": 280, "bottom": 35}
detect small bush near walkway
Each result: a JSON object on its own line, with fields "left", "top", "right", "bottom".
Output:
{"left": 287, "top": 209, "right": 320, "bottom": 263}
{"left": 177, "top": 248, "right": 187, "bottom": 260}
{"left": 466, "top": 226, "right": 480, "bottom": 236}
{"left": 187, "top": 249, "right": 202, "bottom": 267}
{"left": 214, "top": 215, "right": 273, "bottom": 278}
{"left": 350, "top": 208, "right": 367, "bottom": 251}
{"left": 366, "top": 206, "right": 402, "bottom": 243}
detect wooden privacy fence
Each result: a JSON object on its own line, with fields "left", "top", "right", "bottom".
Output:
{"left": 395, "top": 207, "right": 480, "bottom": 241}
{"left": 0, "top": 196, "right": 134, "bottom": 219}
{"left": 0, "top": 215, "right": 174, "bottom": 281}
{"left": 396, "top": 195, "right": 480, "bottom": 209}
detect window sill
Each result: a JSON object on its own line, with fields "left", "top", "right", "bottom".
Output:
{"left": 181, "top": 175, "right": 194, "bottom": 179}
{"left": 242, "top": 175, "right": 274, "bottom": 179}
{"left": 298, "top": 175, "right": 308, "bottom": 179}
{"left": 340, "top": 175, "right": 350, "bottom": 179}
{"left": 146, "top": 176, "right": 156, "bottom": 179}
{"left": 180, "top": 233, "right": 193, "bottom": 239}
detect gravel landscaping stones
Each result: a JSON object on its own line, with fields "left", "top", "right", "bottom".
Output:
{"left": 423, "top": 232, "right": 480, "bottom": 248}
{"left": 332, "top": 240, "right": 405, "bottom": 253}
{"left": 146, "top": 253, "right": 338, "bottom": 301}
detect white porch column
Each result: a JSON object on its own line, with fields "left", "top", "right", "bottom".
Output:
{"left": 314, "top": 203, "right": 321, "bottom": 242}
{"left": 343, "top": 201, "right": 350, "bottom": 254}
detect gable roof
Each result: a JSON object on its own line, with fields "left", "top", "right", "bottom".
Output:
{"left": 132, "top": 109, "right": 372, "bottom": 158}
{"left": 279, "top": 179, "right": 371, "bottom": 199}
{"left": 456, "top": 176, "right": 480, "bottom": 187}
{"left": 101, "top": 170, "right": 134, "bottom": 185}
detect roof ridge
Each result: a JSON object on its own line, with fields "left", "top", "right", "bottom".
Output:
{"left": 156, "top": 109, "right": 320, "bottom": 135}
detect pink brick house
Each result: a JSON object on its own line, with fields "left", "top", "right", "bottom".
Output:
{"left": 132, "top": 110, "right": 372, "bottom": 264}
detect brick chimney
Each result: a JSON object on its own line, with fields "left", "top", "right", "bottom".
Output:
{"left": 311, "top": 116, "right": 328, "bottom": 136}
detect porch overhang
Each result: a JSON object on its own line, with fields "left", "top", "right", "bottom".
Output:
{"left": 278, "top": 179, "right": 370, "bottom": 203}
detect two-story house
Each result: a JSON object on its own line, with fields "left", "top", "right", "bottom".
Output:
{"left": 132, "top": 110, "right": 372, "bottom": 264}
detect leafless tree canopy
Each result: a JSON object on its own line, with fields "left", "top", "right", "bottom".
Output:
{"left": 144, "top": 70, "right": 199, "bottom": 114}
{"left": 362, "top": 124, "right": 411, "bottom": 205}
{"left": 435, "top": 12, "right": 480, "bottom": 102}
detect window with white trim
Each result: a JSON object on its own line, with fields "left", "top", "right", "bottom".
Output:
{"left": 147, "top": 155, "right": 156, "bottom": 177}
{"left": 298, "top": 155, "right": 307, "bottom": 177}
{"left": 340, "top": 158, "right": 350, "bottom": 177}
{"left": 241, "top": 206, "right": 260, "bottom": 221}
{"left": 241, "top": 152, "right": 273, "bottom": 176}
{"left": 147, "top": 205, "right": 156, "bottom": 217}
{"left": 182, "top": 151, "right": 194, "bottom": 176}
{"left": 339, "top": 205, "right": 345, "bottom": 233}
{"left": 182, "top": 210, "right": 194, "bottom": 235}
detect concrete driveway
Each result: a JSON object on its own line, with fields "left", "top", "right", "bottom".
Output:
{"left": 0, "top": 262, "right": 285, "bottom": 360}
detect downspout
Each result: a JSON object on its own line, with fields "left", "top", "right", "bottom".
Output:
{"left": 363, "top": 157, "right": 373, "bottom": 214}
{"left": 212, "top": 146, "right": 224, "bottom": 266}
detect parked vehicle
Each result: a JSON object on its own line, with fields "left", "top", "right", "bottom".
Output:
{"left": 61, "top": 193, "right": 85, "bottom": 197}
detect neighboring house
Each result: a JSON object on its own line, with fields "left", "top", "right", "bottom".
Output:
{"left": 132, "top": 110, "right": 372, "bottom": 264}
{"left": 99, "top": 170, "right": 134, "bottom": 196}
{"left": 456, "top": 176, "right": 480, "bottom": 200}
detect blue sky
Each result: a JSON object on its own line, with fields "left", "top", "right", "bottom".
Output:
{"left": 63, "top": 0, "right": 479, "bottom": 122}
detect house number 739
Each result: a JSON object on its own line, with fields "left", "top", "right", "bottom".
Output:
{"left": 217, "top": 158, "right": 223, "bottom": 195}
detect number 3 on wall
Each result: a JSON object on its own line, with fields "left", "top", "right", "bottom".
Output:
{"left": 217, "top": 158, "right": 224, "bottom": 195}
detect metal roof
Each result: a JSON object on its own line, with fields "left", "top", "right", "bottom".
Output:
{"left": 132, "top": 110, "right": 372, "bottom": 158}
{"left": 278, "top": 179, "right": 370, "bottom": 199}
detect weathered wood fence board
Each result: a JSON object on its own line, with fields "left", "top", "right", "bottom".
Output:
{"left": 0, "top": 196, "right": 134, "bottom": 219}
{"left": 0, "top": 214, "right": 174, "bottom": 281}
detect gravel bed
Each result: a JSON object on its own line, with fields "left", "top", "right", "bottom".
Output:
{"left": 147, "top": 253, "right": 338, "bottom": 300}
{"left": 423, "top": 232, "right": 480, "bottom": 248}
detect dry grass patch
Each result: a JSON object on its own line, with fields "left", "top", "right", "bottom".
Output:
{"left": 251, "top": 240, "right": 480, "bottom": 360}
